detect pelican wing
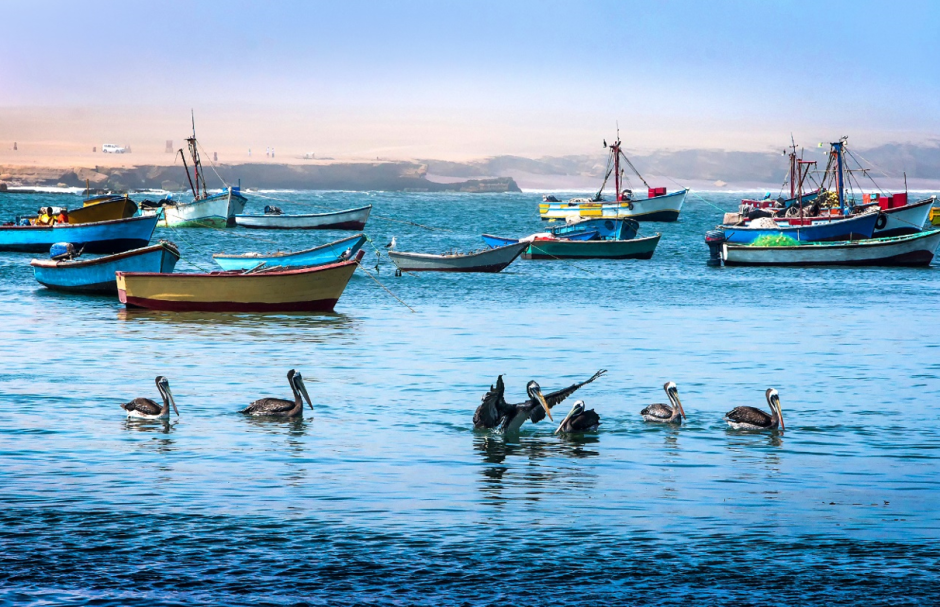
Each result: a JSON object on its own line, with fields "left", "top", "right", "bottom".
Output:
{"left": 725, "top": 406, "right": 772, "bottom": 426}
{"left": 640, "top": 403, "right": 674, "bottom": 419}
{"left": 473, "top": 375, "right": 508, "bottom": 429}
{"left": 543, "top": 369, "right": 607, "bottom": 408}
{"left": 122, "top": 398, "right": 163, "bottom": 415}
{"left": 243, "top": 398, "right": 296, "bottom": 415}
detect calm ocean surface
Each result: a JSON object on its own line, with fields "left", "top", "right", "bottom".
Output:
{"left": 1, "top": 190, "right": 939, "bottom": 605}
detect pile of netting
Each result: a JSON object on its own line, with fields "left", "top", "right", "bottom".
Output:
{"left": 750, "top": 234, "right": 799, "bottom": 247}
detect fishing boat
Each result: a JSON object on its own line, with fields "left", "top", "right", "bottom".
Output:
{"left": 31, "top": 241, "right": 180, "bottom": 293}
{"left": 539, "top": 130, "right": 687, "bottom": 222}
{"left": 117, "top": 251, "right": 364, "bottom": 312}
{"left": 69, "top": 195, "right": 138, "bottom": 224}
{"left": 721, "top": 230, "right": 940, "bottom": 267}
{"left": 522, "top": 233, "right": 661, "bottom": 260}
{"left": 212, "top": 234, "right": 367, "bottom": 271}
{"left": 388, "top": 241, "right": 528, "bottom": 272}
{"left": 235, "top": 204, "right": 372, "bottom": 230}
{"left": 156, "top": 116, "right": 248, "bottom": 227}
{"left": 721, "top": 210, "right": 879, "bottom": 244}
{"left": 549, "top": 218, "right": 639, "bottom": 240}
{"left": 0, "top": 214, "right": 159, "bottom": 253}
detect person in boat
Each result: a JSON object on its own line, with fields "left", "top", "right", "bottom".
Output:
{"left": 621, "top": 189, "right": 634, "bottom": 201}
{"left": 36, "top": 207, "right": 54, "bottom": 225}
{"left": 56, "top": 209, "right": 69, "bottom": 224}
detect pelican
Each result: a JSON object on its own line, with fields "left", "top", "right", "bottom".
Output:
{"left": 121, "top": 376, "right": 179, "bottom": 420}
{"left": 242, "top": 369, "right": 313, "bottom": 418}
{"left": 554, "top": 400, "right": 600, "bottom": 434}
{"left": 725, "top": 388, "right": 785, "bottom": 431}
{"left": 640, "top": 381, "right": 685, "bottom": 424}
{"left": 473, "top": 370, "right": 607, "bottom": 433}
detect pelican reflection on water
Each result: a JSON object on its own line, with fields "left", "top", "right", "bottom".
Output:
{"left": 725, "top": 389, "right": 785, "bottom": 432}
{"left": 121, "top": 376, "right": 179, "bottom": 420}
{"left": 473, "top": 370, "right": 607, "bottom": 433}
{"left": 640, "top": 381, "right": 686, "bottom": 424}
{"left": 242, "top": 369, "right": 313, "bottom": 419}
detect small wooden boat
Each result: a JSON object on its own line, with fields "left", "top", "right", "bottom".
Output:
{"left": 721, "top": 211, "right": 878, "bottom": 244}
{"left": 388, "top": 241, "right": 527, "bottom": 272}
{"left": 159, "top": 187, "right": 248, "bottom": 228}
{"left": 235, "top": 204, "right": 372, "bottom": 230}
{"left": 117, "top": 251, "right": 363, "bottom": 312}
{"left": 523, "top": 233, "right": 661, "bottom": 260}
{"left": 721, "top": 230, "right": 940, "bottom": 267}
{"left": 0, "top": 214, "right": 159, "bottom": 253}
{"left": 31, "top": 241, "right": 180, "bottom": 293}
{"left": 68, "top": 196, "right": 138, "bottom": 224}
{"left": 212, "top": 234, "right": 367, "bottom": 271}
{"left": 549, "top": 218, "right": 639, "bottom": 240}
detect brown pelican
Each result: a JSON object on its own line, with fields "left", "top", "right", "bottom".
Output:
{"left": 242, "top": 369, "right": 313, "bottom": 418}
{"left": 725, "top": 389, "right": 785, "bottom": 431}
{"left": 473, "top": 369, "right": 606, "bottom": 433}
{"left": 121, "top": 376, "right": 179, "bottom": 420}
{"left": 554, "top": 400, "right": 600, "bottom": 434}
{"left": 640, "top": 381, "right": 686, "bottom": 424}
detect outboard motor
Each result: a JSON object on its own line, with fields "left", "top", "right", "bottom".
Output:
{"left": 50, "top": 242, "right": 81, "bottom": 261}
{"left": 704, "top": 230, "right": 726, "bottom": 267}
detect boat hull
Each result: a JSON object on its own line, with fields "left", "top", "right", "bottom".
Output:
{"left": 523, "top": 234, "right": 662, "bottom": 260}
{"left": 875, "top": 198, "right": 934, "bottom": 237}
{"left": 722, "top": 230, "right": 940, "bottom": 267}
{"left": 721, "top": 212, "right": 878, "bottom": 244}
{"left": 116, "top": 255, "right": 360, "bottom": 312}
{"left": 388, "top": 241, "right": 528, "bottom": 272}
{"left": 159, "top": 190, "right": 248, "bottom": 228}
{"left": 31, "top": 242, "right": 180, "bottom": 293}
{"left": 68, "top": 197, "right": 138, "bottom": 224}
{"left": 0, "top": 214, "right": 159, "bottom": 253}
{"left": 235, "top": 205, "right": 372, "bottom": 230}
{"left": 539, "top": 190, "right": 687, "bottom": 222}
{"left": 213, "top": 234, "right": 367, "bottom": 271}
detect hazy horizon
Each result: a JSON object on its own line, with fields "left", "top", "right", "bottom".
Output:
{"left": 2, "top": 1, "right": 938, "bottom": 161}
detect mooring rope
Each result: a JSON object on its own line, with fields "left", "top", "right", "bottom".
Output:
{"left": 355, "top": 260, "right": 415, "bottom": 312}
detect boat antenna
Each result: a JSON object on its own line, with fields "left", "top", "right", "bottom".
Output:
{"left": 904, "top": 171, "right": 908, "bottom": 194}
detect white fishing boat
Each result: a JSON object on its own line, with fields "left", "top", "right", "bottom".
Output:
{"left": 235, "top": 204, "right": 371, "bottom": 230}
{"left": 721, "top": 230, "right": 940, "bottom": 267}
{"left": 156, "top": 116, "right": 248, "bottom": 227}
{"left": 539, "top": 129, "right": 687, "bottom": 222}
{"left": 388, "top": 241, "right": 528, "bottom": 272}
{"left": 159, "top": 187, "right": 248, "bottom": 228}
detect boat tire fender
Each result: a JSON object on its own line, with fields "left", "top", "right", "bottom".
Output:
{"left": 875, "top": 213, "right": 888, "bottom": 230}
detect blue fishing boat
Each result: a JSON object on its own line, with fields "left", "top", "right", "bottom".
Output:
{"left": 212, "top": 234, "right": 367, "bottom": 271}
{"left": 550, "top": 218, "right": 639, "bottom": 240}
{"left": 720, "top": 211, "right": 879, "bottom": 244}
{"left": 30, "top": 241, "right": 180, "bottom": 294}
{"left": 0, "top": 214, "right": 160, "bottom": 253}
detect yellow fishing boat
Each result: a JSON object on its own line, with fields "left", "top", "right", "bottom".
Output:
{"left": 70, "top": 196, "right": 138, "bottom": 224}
{"left": 931, "top": 206, "right": 940, "bottom": 226}
{"left": 116, "top": 251, "right": 363, "bottom": 312}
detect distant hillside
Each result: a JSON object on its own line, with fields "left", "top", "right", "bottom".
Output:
{"left": 422, "top": 142, "right": 940, "bottom": 185}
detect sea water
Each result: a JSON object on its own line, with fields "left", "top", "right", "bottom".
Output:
{"left": 0, "top": 190, "right": 938, "bottom": 605}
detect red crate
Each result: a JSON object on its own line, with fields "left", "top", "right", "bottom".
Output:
{"left": 892, "top": 192, "right": 908, "bottom": 208}
{"left": 648, "top": 187, "right": 667, "bottom": 198}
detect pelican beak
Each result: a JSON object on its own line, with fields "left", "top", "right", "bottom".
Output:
{"left": 671, "top": 388, "right": 686, "bottom": 419}
{"left": 296, "top": 377, "right": 314, "bottom": 410}
{"left": 773, "top": 395, "right": 784, "bottom": 431}
{"left": 166, "top": 385, "right": 179, "bottom": 416}
{"left": 555, "top": 405, "right": 577, "bottom": 434}
{"left": 536, "top": 389, "right": 552, "bottom": 421}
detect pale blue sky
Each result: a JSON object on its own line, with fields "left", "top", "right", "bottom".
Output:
{"left": 1, "top": 0, "right": 937, "bottom": 157}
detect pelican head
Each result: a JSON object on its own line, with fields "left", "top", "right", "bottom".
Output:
{"left": 664, "top": 381, "right": 685, "bottom": 419}
{"left": 526, "top": 380, "right": 552, "bottom": 421}
{"left": 555, "top": 399, "right": 585, "bottom": 434}
{"left": 766, "top": 388, "right": 783, "bottom": 431}
{"left": 292, "top": 371, "right": 314, "bottom": 410}
{"left": 155, "top": 376, "right": 179, "bottom": 416}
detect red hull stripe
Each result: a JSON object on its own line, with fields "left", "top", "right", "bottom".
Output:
{"left": 120, "top": 294, "right": 340, "bottom": 312}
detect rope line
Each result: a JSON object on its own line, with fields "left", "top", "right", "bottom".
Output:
{"left": 355, "top": 261, "right": 415, "bottom": 312}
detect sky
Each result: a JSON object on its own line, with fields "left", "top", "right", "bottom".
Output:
{"left": 1, "top": 0, "right": 938, "bottom": 160}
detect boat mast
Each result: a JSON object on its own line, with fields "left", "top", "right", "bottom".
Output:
{"left": 831, "top": 137, "right": 847, "bottom": 215}
{"left": 185, "top": 111, "right": 207, "bottom": 200}
{"left": 614, "top": 127, "right": 622, "bottom": 202}
{"left": 789, "top": 135, "right": 797, "bottom": 199}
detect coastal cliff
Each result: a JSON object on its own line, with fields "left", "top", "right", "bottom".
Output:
{"left": 0, "top": 161, "right": 521, "bottom": 193}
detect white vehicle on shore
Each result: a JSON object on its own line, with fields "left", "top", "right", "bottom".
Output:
{"left": 101, "top": 144, "right": 126, "bottom": 154}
